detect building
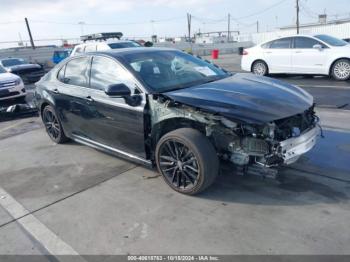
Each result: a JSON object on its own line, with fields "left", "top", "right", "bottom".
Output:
{"left": 238, "top": 17, "right": 350, "bottom": 44}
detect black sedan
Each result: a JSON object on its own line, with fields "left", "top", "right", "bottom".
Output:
{"left": 0, "top": 58, "right": 45, "bottom": 83}
{"left": 35, "top": 48, "right": 319, "bottom": 195}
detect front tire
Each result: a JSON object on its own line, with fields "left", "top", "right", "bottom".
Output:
{"left": 155, "top": 128, "right": 219, "bottom": 195}
{"left": 42, "top": 105, "right": 68, "bottom": 144}
{"left": 331, "top": 59, "right": 350, "bottom": 81}
{"left": 252, "top": 60, "right": 268, "bottom": 76}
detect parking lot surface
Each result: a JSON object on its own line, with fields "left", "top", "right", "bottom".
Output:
{"left": 0, "top": 54, "right": 349, "bottom": 256}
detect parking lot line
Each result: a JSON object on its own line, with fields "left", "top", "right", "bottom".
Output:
{"left": 0, "top": 187, "right": 84, "bottom": 258}
{"left": 0, "top": 121, "right": 26, "bottom": 133}
{"left": 297, "top": 84, "right": 350, "bottom": 89}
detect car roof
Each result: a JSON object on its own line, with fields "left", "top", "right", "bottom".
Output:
{"left": 0, "top": 57, "right": 23, "bottom": 61}
{"left": 259, "top": 34, "right": 322, "bottom": 45}
{"left": 75, "top": 40, "right": 138, "bottom": 46}
{"left": 88, "top": 47, "right": 180, "bottom": 57}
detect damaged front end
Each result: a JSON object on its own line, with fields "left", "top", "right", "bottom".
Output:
{"left": 148, "top": 95, "right": 319, "bottom": 178}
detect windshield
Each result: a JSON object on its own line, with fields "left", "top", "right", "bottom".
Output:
{"left": 108, "top": 42, "right": 141, "bottom": 49}
{"left": 54, "top": 51, "right": 70, "bottom": 58}
{"left": 1, "top": 58, "right": 27, "bottom": 67}
{"left": 123, "top": 50, "right": 230, "bottom": 92}
{"left": 314, "top": 35, "right": 348, "bottom": 47}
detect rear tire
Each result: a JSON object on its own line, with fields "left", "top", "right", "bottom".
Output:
{"left": 42, "top": 105, "right": 69, "bottom": 144}
{"left": 252, "top": 60, "right": 268, "bottom": 76}
{"left": 155, "top": 128, "right": 219, "bottom": 195}
{"left": 331, "top": 59, "right": 350, "bottom": 81}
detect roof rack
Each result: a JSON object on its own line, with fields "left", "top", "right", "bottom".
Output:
{"left": 80, "top": 32, "right": 123, "bottom": 42}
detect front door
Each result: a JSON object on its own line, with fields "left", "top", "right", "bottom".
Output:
{"left": 84, "top": 55, "right": 146, "bottom": 158}
{"left": 292, "top": 36, "right": 328, "bottom": 74}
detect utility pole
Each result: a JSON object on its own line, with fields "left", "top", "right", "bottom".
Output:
{"left": 256, "top": 21, "right": 259, "bottom": 33}
{"left": 24, "top": 17, "right": 35, "bottom": 49}
{"left": 227, "top": 13, "right": 231, "bottom": 42}
{"left": 187, "top": 13, "right": 192, "bottom": 43}
{"left": 296, "top": 0, "right": 300, "bottom": 34}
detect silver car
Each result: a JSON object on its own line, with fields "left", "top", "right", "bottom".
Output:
{"left": 0, "top": 65, "right": 25, "bottom": 101}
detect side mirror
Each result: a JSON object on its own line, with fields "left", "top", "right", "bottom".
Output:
{"left": 144, "top": 41, "right": 153, "bottom": 47}
{"left": 105, "top": 83, "right": 131, "bottom": 97}
{"left": 313, "top": 44, "right": 323, "bottom": 51}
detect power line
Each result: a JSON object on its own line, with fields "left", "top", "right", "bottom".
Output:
{"left": 191, "top": 15, "right": 227, "bottom": 24}
{"left": 29, "top": 16, "right": 185, "bottom": 26}
{"left": 0, "top": 21, "right": 22, "bottom": 25}
{"left": 235, "top": 0, "right": 289, "bottom": 20}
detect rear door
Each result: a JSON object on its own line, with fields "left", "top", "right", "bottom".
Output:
{"left": 262, "top": 37, "right": 293, "bottom": 73}
{"left": 54, "top": 56, "right": 95, "bottom": 138}
{"left": 291, "top": 36, "right": 329, "bottom": 74}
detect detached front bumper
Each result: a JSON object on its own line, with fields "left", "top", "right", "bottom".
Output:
{"left": 278, "top": 126, "right": 319, "bottom": 165}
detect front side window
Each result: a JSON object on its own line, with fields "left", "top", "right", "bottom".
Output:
{"left": 314, "top": 34, "right": 348, "bottom": 47}
{"left": 294, "top": 37, "right": 325, "bottom": 48}
{"left": 269, "top": 38, "right": 292, "bottom": 49}
{"left": 123, "top": 50, "right": 229, "bottom": 92}
{"left": 63, "top": 57, "right": 90, "bottom": 87}
{"left": 90, "top": 56, "right": 133, "bottom": 91}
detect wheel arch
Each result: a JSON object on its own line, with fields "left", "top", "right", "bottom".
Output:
{"left": 251, "top": 59, "right": 269, "bottom": 73}
{"left": 148, "top": 117, "right": 207, "bottom": 160}
{"left": 328, "top": 57, "right": 350, "bottom": 75}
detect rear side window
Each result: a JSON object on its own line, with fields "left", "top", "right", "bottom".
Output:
{"left": 269, "top": 38, "right": 292, "bottom": 49}
{"left": 63, "top": 57, "right": 90, "bottom": 87}
{"left": 294, "top": 37, "right": 325, "bottom": 48}
{"left": 84, "top": 45, "right": 97, "bottom": 52}
{"left": 57, "top": 65, "right": 66, "bottom": 82}
{"left": 74, "top": 47, "right": 83, "bottom": 54}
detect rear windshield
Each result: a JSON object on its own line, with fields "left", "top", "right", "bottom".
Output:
{"left": 108, "top": 42, "right": 141, "bottom": 49}
{"left": 314, "top": 35, "right": 348, "bottom": 47}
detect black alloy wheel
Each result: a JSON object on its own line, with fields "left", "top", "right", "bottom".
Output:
{"left": 156, "top": 128, "right": 219, "bottom": 195}
{"left": 42, "top": 105, "right": 68, "bottom": 143}
{"left": 158, "top": 139, "right": 200, "bottom": 190}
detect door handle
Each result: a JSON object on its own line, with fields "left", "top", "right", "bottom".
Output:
{"left": 52, "top": 88, "right": 59, "bottom": 94}
{"left": 295, "top": 51, "right": 302, "bottom": 53}
{"left": 265, "top": 51, "right": 272, "bottom": 54}
{"left": 85, "top": 96, "right": 94, "bottom": 102}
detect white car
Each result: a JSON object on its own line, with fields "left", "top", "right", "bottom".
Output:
{"left": 241, "top": 34, "right": 350, "bottom": 81}
{"left": 70, "top": 40, "right": 142, "bottom": 56}
{"left": 0, "top": 65, "right": 25, "bottom": 101}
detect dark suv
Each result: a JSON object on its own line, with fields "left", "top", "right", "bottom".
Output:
{"left": 35, "top": 48, "right": 319, "bottom": 195}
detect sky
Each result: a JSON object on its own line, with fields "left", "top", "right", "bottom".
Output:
{"left": 0, "top": 0, "right": 349, "bottom": 47}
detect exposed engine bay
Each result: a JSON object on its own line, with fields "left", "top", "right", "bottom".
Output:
{"left": 148, "top": 94, "right": 319, "bottom": 178}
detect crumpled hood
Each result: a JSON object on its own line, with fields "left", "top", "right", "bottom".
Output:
{"left": 6, "top": 63, "right": 42, "bottom": 72}
{"left": 164, "top": 73, "right": 313, "bottom": 124}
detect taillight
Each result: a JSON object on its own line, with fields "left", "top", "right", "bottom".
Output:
{"left": 242, "top": 50, "right": 248, "bottom": 55}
